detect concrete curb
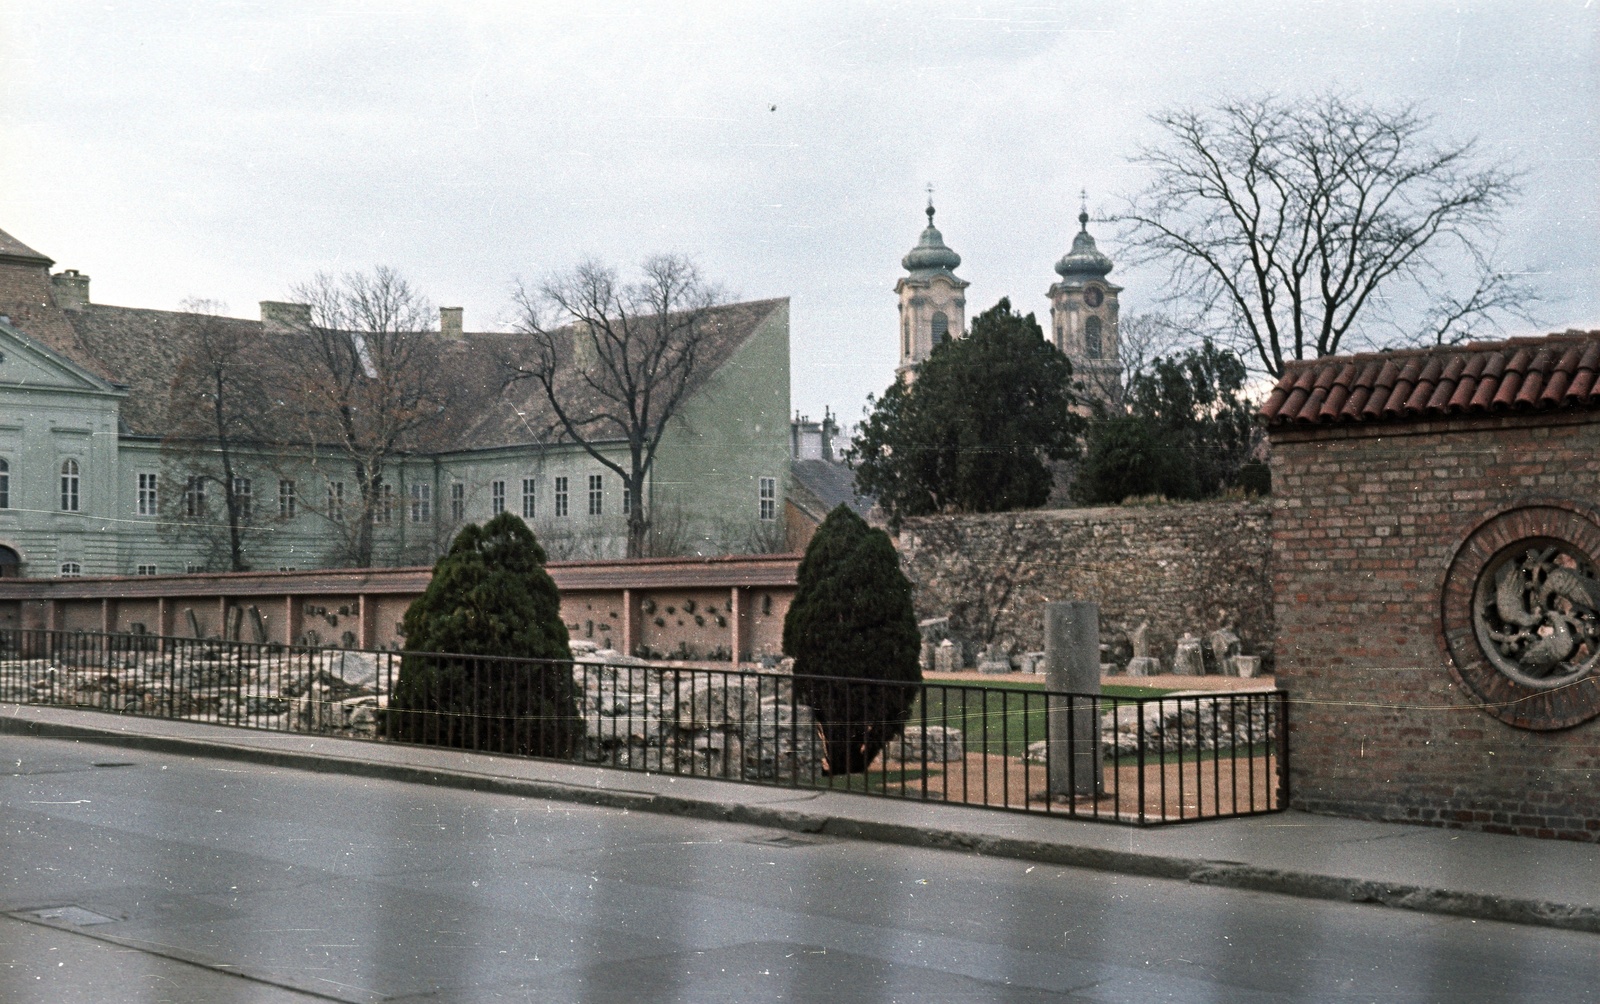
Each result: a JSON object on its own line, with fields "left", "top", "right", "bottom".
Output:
{"left": 5, "top": 711, "right": 1597, "bottom": 936}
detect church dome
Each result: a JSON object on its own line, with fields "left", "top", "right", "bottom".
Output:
{"left": 902, "top": 204, "right": 962, "bottom": 277}
{"left": 1055, "top": 209, "right": 1113, "bottom": 279}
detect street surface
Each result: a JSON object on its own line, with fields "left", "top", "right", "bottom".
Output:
{"left": 0, "top": 733, "right": 1595, "bottom": 1002}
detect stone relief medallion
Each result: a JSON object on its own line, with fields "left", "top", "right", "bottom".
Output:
{"left": 1441, "top": 505, "right": 1600, "bottom": 730}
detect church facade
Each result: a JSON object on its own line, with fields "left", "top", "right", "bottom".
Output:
{"left": 895, "top": 198, "right": 1124, "bottom": 403}
{"left": 0, "top": 228, "right": 791, "bottom": 578}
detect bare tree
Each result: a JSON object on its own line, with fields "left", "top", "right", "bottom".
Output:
{"left": 280, "top": 267, "right": 447, "bottom": 567}
{"left": 1119, "top": 92, "right": 1533, "bottom": 376}
{"left": 510, "top": 255, "right": 724, "bottom": 558}
{"left": 161, "top": 299, "right": 264, "bottom": 571}
{"left": 1078, "top": 311, "right": 1193, "bottom": 406}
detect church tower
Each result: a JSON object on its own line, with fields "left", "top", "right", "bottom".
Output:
{"left": 1049, "top": 199, "right": 1123, "bottom": 404}
{"left": 895, "top": 197, "right": 968, "bottom": 381}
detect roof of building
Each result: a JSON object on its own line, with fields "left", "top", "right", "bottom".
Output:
{"left": 0, "top": 244, "right": 784, "bottom": 451}
{"left": 1259, "top": 329, "right": 1600, "bottom": 428}
{"left": 788, "top": 459, "right": 871, "bottom": 522}
{"left": 0, "top": 227, "right": 53, "bottom": 268}
{"left": 1054, "top": 210, "right": 1113, "bottom": 280}
{"left": 901, "top": 203, "right": 964, "bottom": 281}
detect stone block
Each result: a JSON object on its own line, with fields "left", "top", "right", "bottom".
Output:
{"left": 976, "top": 644, "right": 1011, "bottom": 675}
{"left": 887, "top": 724, "right": 965, "bottom": 762}
{"left": 1230, "top": 654, "right": 1262, "bottom": 678}
{"left": 932, "top": 639, "right": 959, "bottom": 674}
{"left": 1019, "top": 651, "right": 1047, "bottom": 675}
{"left": 1125, "top": 656, "right": 1161, "bottom": 677}
{"left": 1173, "top": 633, "right": 1205, "bottom": 676}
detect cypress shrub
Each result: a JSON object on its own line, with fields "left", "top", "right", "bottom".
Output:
{"left": 782, "top": 505, "right": 922, "bottom": 775}
{"left": 386, "top": 512, "right": 582, "bottom": 758}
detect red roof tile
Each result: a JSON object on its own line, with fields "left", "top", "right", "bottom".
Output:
{"left": 1260, "top": 330, "right": 1600, "bottom": 427}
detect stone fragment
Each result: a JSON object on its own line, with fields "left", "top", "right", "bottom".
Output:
{"left": 1173, "top": 633, "right": 1205, "bottom": 676}
{"left": 888, "top": 724, "right": 965, "bottom": 762}
{"left": 976, "top": 644, "right": 1011, "bottom": 675}
{"left": 1231, "top": 654, "right": 1262, "bottom": 678}
{"left": 1129, "top": 620, "right": 1151, "bottom": 659}
{"left": 1208, "top": 629, "right": 1242, "bottom": 674}
{"left": 1018, "top": 651, "right": 1047, "bottom": 675}
{"left": 1125, "top": 656, "right": 1161, "bottom": 677}
{"left": 932, "top": 638, "right": 959, "bottom": 674}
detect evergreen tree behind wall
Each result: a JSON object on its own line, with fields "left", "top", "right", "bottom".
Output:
{"left": 783, "top": 505, "right": 922, "bottom": 775}
{"left": 386, "top": 512, "right": 583, "bottom": 758}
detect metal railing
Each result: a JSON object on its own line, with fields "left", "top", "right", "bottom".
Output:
{"left": 0, "top": 629, "right": 1287, "bottom": 825}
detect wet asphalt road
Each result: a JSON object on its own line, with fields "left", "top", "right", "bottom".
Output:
{"left": 0, "top": 734, "right": 1595, "bottom": 1003}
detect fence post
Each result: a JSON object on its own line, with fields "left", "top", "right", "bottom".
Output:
{"left": 1045, "top": 601, "right": 1102, "bottom": 799}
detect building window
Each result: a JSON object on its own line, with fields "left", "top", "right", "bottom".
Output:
{"left": 491, "top": 480, "right": 505, "bottom": 514}
{"left": 588, "top": 474, "right": 603, "bottom": 515}
{"left": 137, "top": 472, "right": 158, "bottom": 516}
{"left": 59, "top": 561, "right": 81, "bottom": 577}
{"left": 932, "top": 311, "right": 950, "bottom": 343}
{"left": 136, "top": 564, "right": 157, "bottom": 576}
{"left": 901, "top": 315, "right": 910, "bottom": 357}
{"left": 554, "top": 476, "right": 569, "bottom": 517}
{"left": 451, "top": 482, "right": 465, "bottom": 521}
{"left": 279, "top": 479, "right": 296, "bottom": 518}
{"left": 60, "top": 459, "right": 80, "bottom": 512}
{"left": 759, "top": 476, "right": 776, "bottom": 521}
{"left": 1085, "top": 316, "right": 1103, "bottom": 359}
{"left": 187, "top": 563, "right": 204, "bottom": 574}
{"left": 622, "top": 478, "right": 631, "bottom": 515}
{"left": 184, "top": 476, "right": 206, "bottom": 517}
{"left": 410, "top": 483, "right": 431, "bottom": 522}
{"left": 522, "top": 478, "right": 536, "bottom": 519}
{"left": 376, "top": 482, "right": 394, "bottom": 524}
{"left": 234, "top": 477, "right": 252, "bottom": 523}
{"left": 0, "top": 458, "right": 8, "bottom": 509}
{"left": 327, "top": 481, "right": 345, "bottom": 522}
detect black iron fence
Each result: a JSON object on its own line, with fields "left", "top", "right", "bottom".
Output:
{"left": 0, "top": 629, "right": 1287, "bottom": 825}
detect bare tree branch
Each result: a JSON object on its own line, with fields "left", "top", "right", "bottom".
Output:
{"left": 509, "top": 254, "right": 724, "bottom": 558}
{"left": 1118, "top": 91, "right": 1531, "bottom": 376}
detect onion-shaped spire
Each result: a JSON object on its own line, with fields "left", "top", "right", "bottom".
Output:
{"left": 902, "top": 199, "right": 962, "bottom": 277}
{"left": 1055, "top": 194, "right": 1113, "bottom": 280}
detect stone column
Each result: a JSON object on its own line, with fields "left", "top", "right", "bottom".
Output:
{"left": 1045, "top": 601, "right": 1102, "bottom": 798}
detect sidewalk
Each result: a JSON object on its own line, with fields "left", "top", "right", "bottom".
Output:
{"left": 3, "top": 702, "right": 1596, "bottom": 935}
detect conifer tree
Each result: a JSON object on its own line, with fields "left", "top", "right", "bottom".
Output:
{"left": 783, "top": 505, "right": 921, "bottom": 775}
{"left": 386, "top": 512, "right": 582, "bottom": 757}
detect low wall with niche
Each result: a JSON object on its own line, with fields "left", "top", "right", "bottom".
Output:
{"left": 0, "top": 555, "right": 799, "bottom": 664}
{"left": 897, "top": 500, "right": 1275, "bottom": 672}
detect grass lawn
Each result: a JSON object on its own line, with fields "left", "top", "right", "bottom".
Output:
{"left": 904, "top": 681, "right": 1175, "bottom": 759}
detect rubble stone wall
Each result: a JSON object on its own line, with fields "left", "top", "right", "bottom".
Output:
{"left": 898, "top": 500, "right": 1274, "bottom": 671}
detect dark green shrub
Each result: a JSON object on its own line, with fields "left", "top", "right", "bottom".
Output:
{"left": 782, "top": 505, "right": 921, "bottom": 775}
{"left": 386, "top": 512, "right": 582, "bottom": 758}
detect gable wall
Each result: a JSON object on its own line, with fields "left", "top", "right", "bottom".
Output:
{"left": 651, "top": 300, "right": 791, "bottom": 556}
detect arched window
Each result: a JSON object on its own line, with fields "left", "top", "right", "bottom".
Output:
{"left": 902, "top": 315, "right": 910, "bottom": 357}
{"left": 932, "top": 311, "right": 950, "bottom": 343}
{"left": 60, "top": 459, "right": 79, "bottom": 512}
{"left": 0, "top": 458, "right": 9, "bottom": 509}
{"left": 1084, "top": 316, "right": 1103, "bottom": 359}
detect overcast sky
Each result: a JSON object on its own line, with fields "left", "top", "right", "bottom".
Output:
{"left": 2, "top": 1, "right": 1595, "bottom": 428}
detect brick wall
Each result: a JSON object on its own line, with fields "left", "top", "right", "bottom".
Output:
{"left": 898, "top": 500, "right": 1274, "bottom": 669}
{"left": 1271, "top": 411, "right": 1600, "bottom": 841}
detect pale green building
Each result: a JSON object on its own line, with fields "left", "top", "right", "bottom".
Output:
{"left": 0, "top": 227, "right": 790, "bottom": 577}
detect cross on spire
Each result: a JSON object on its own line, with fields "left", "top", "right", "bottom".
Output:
{"left": 926, "top": 182, "right": 936, "bottom": 225}
{"left": 1078, "top": 188, "right": 1090, "bottom": 232}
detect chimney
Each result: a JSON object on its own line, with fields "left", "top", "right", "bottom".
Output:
{"left": 260, "top": 301, "right": 312, "bottom": 330}
{"left": 51, "top": 269, "right": 90, "bottom": 310}
{"left": 440, "top": 306, "right": 463, "bottom": 339}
